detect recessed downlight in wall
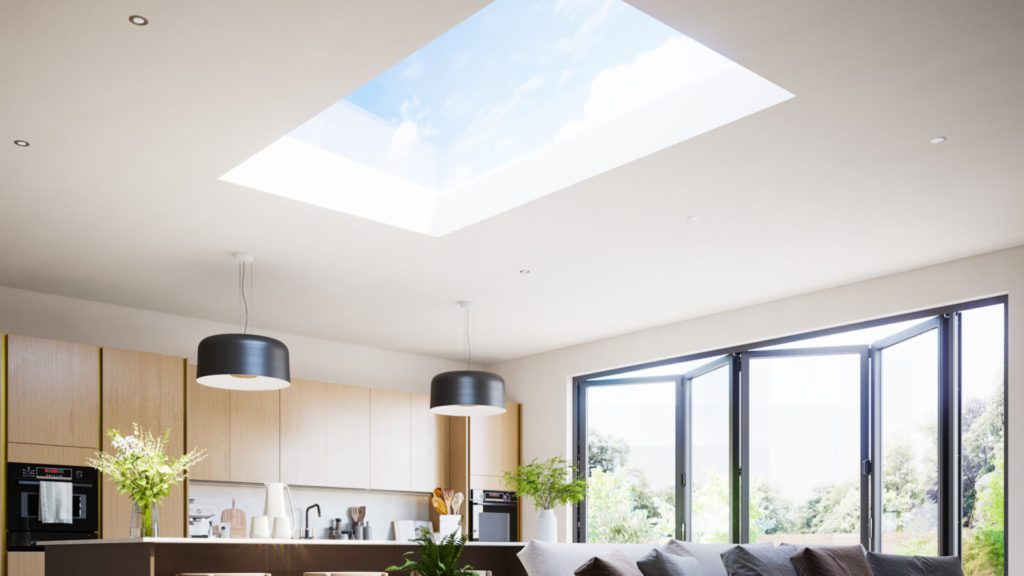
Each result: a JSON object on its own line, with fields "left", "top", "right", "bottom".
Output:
{"left": 686, "top": 215, "right": 700, "bottom": 222}
{"left": 13, "top": 140, "right": 30, "bottom": 147}
{"left": 930, "top": 136, "right": 947, "bottom": 144}
{"left": 128, "top": 15, "right": 149, "bottom": 26}
{"left": 519, "top": 269, "right": 532, "bottom": 275}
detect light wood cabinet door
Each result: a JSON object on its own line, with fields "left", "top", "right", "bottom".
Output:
{"left": 101, "top": 348, "right": 185, "bottom": 538}
{"left": 369, "top": 389, "right": 411, "bottom": 491}
{"left": 7, "top": 335, "right": 99, "bottom": 448}
{"left": 411, "top": 394, "right": 449, "bottom": 493}
{"left": 325, "top": 383, "right": 371, "bottom": 489}
{"left": 186, "top": 365, "right": 230, "bottom": 481}
{"left": 280, "top": 379, "right": 327, "bottom": 486}
{"left": 7, "top": 551, "right": 44, "bottom": 576}
{"left": 468, "top": 402, "right": 520, "bottom": 487}
{"left": 7, "top": 443, "right": 96, "bottom": 468}
{"left": 229, "top": 389, "right": 280, "bottom": 483}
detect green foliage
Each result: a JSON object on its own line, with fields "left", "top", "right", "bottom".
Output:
{"left": 89, "top": 424, "right": 206, "bottom": 509}
{"left": 386, "top": 527, "right": 474, "bottom": 576}
{"left": 503, "top": 457, "right": 587, "bottom": 510}
{"left": 691, "top": 472, "right": 729, "bottom": 543}
{"left": 800, "top": 482, "right": 859, "bottom": 535}
{"left": 749, "top": 480, "right": 796, "bottom": 540}
{"left": 587, "top": 431, "right": 630, "bottom": 473}
{"left": 585, "top": 468, "right": 668, "bottom": 543}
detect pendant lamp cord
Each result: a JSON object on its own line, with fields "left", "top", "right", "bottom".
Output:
{"left": 239, "top": 260, "right": 250, "bottom": 335}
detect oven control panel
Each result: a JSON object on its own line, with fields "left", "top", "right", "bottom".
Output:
{"left": 22, "top": 466, "right": 74, "bottom": 480}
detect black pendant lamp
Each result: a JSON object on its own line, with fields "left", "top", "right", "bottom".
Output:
{"left": 197, "top": 253, "right": 290, "bottom": 391}
{"left": 430, "top": 301, "right": 506, "bottom": 416}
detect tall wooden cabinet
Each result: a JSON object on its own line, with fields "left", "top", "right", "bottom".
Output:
{"left": 229, "top": 388, "right": 280, "bottom": 483}
{"left": 101, "top": 348, "right": 185, "bottom": 538}
{"left": 185, "top": 365, "right": 230, "bottom": 481}
{"left": 411, "top": 394, "right": 449, "bottom": 492}
{"left": 369, "top": 389, "right": 412, "bottom": 491}
{"left": 7, "top": 335, "right": 99, "bottom": 449}
{"left": 280, "top": 379, "right": 327, "bottom": 486}
{"left": 325, "top": 384, "right": 371, "bottom": 489}
{"left": 451, "top": 402, "right": 521, "bottom": 492}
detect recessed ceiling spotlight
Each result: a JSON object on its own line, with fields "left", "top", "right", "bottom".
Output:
{"left": 13, "top": 140, "right": 30, "bottom": 147}
{"left": 128, "top": 15, "right": 149, "bottom": 26}
{"left": 686, "top": 215, "right": 700, "bottom": 222}
{"left": 930, "top": 136, "right": 947, "bottom": 144}
{"left": 519, "top": 269, "right": 531, "bottom": 275}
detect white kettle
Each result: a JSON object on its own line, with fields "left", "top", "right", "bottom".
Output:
{"left": 263, "top": 482, "right": 296, "bottom": 538}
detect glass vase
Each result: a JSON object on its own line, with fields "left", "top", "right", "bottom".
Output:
{"left": 130, "top": 501, "right": 159, "bottom": 538}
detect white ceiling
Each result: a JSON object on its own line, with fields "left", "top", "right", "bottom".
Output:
{"left": 1, "top": 0, "right": 1022, "bottom": 364}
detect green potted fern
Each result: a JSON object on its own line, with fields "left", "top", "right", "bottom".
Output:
{"left": 386, "top": 527, "right": 475, "bottom": 576}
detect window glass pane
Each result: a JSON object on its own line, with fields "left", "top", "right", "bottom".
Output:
{"left": 748, "top": 354, "right": 862, "bottom": 546}
{"left": 756, "top": 317, "right": 928, "bottom": 351}
{"left": 690, "top": 364, "right": 731, "bottom": 543}
{"left": 586, "top": 382, "right": 676, "bottom": 542}
{"left": 880, "top": 329, "right": 939, "bottom": 555}
{"left": 960, "top": 305, "right": 1005, "bottom": 576}
{"left": 589, "top": 357, "right": 711, "bottom": 380}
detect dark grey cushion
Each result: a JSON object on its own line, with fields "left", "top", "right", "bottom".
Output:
{"left": 575, "top": 550, "right": 645, "bottom": 576}
{"left": 721, "top": 544, "right": 801, "bottom": 576}
{"left": 637, "top": 548, "right": 706, "bottom": 576}
{"left": 865, "top": 552, "right": 963, "bottom": 576}
{"left": 663, "top": 540, "right": 739, "bottom": 576}
{"left": 790, "top": 546, "right": 871, "bottom": 576}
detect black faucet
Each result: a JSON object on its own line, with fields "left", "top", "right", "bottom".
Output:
{"left": 302, "top": 504, "right": 321, "bottom": 539}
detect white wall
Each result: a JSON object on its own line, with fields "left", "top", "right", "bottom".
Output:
{"left": 489, "top": 245, "right": 1022, "bottom": 565}
{"left": 0, "top": 284, "right": 466, "bottom": 393}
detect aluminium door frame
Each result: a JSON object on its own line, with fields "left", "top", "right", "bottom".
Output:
{"left": 740, "top": 345, "right": 871, "bottom": 547}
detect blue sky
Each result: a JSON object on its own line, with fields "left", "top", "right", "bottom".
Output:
{"left": 340, "top": 0, "right": 684, "bottom": 188}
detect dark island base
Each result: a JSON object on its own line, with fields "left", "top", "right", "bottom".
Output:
{"left": 44, "top": 542, "right": 528, "bottom": 576}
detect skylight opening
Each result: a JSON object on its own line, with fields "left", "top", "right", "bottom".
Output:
{"left": 222, "top": 0, "right": 793, "bottom": 236}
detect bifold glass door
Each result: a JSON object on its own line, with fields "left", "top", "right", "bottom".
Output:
{"left": 741, "top": 348, "right": 869, "bottom": 547}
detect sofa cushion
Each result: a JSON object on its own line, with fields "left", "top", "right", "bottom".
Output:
{"left": 720, "top": 544, "right": 800, "bottom": 576}
{"left": 789, "top": 546, "right": 871, "bottom": 576}
{"left": 575, "top": 551, "right": 644, "bottom": 576}
{"left": 518, "top": 540, "right": 659, "bottom": 576}
{"left": 865, "top": 552, "right": 963, "bottom": 576}
{"left": 662, "top": 540, "right": 739, "bottom": 576}
{"left": 637, "top": 548, "right": 705, "bottom": 576}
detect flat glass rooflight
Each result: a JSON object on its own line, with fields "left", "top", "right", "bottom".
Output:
{"left": 222, "top": 0, "right": 793, "bottom": 236}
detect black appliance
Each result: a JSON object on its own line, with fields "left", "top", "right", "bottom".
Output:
{"left": 6, "top": 462, "right": 99, "bottom": 551}
{"left": 469, "top": 489, "right": 518, "bottom": 542}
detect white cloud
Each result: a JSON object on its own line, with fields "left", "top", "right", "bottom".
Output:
{"left": 555, "top": 35, "right": 735, "bottom": 142}
{"left": 514, "top": 74, "right": 546, "bottom": 97}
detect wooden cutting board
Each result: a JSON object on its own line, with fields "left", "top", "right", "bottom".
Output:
{"left": 220, "top": 499, "right": 246, "bottom": 538}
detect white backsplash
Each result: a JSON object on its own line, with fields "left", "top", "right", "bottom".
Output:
{"left": 189, "top": 481, "right": 429, "bottom": 540}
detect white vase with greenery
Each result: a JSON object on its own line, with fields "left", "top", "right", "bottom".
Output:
{"left": 503, "top": 457, "right": 586, "bottom": 542}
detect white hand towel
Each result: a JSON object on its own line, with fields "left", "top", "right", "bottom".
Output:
{"left": 39, "top": 480, "right": 73, "bottom": 524}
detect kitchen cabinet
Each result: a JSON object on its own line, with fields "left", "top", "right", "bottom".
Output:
{"left": 410, "top": 394, "right": 449, "bottom": 492}
{"left": 325, "top": 383, "right": 371, "bottom": 489}
{"left": 280, "top": 379, "right": 327, "bottom": 486}
{"left": 229, "top": 389, "right": 280, "bottom": 483}
{"left": 7, "top": 551, "right": 44, "bottom": 576}
{"left": 186, "top": 365, "right": 230, "bottom": 481}
{"left": 369, "top": 389, "right": 411, "bottom": 491}
{"left": 452, "top": 402, "right": 521, "bottom": 492}
{"left": 7, "top": 443, "right": 96, "bottom": 468}
{"left": 101, "top": 348, "right": 185, "bottom": 538}
{"left": 7, "top": 335, "right": 99, "bottom": 448}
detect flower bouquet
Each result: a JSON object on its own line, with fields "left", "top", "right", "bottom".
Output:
{"left": 89, "top": 424, "right": 206, "bottom": 537}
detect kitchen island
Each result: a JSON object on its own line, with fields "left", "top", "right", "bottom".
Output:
{"left": 43, "top": 538, "right": 528, "bottom": 576}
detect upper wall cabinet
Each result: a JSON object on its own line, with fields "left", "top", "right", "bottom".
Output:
{"left": 411, "top": 394, "right": 449, "bottom": 493}
{"left": 229, "top": 389, "right": 280, "bottom": 483}
{"left": 186, "top": 365, "right": 230, "bottom": 481}
{"left": 325, "top": 383, "right": 371, "bottom": 489}
{"left": 101, "top": 348, "right": 185, "bottom": 538}
{"left": 369, "top": 389, "right": 411, "bottom": 491}
{"left": 7, "top": 335, "right": 99, "bottom": 448}
{"left": 280, "top": 379, "right": 327, "bottom": 486}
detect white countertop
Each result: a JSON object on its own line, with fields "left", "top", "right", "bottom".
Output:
{"left": 44, "top": 537, "right": 527, "bottom": 547}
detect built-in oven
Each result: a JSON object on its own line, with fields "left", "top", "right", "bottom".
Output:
{"left": 468, "top": 489, "right": 518, "bottom": 542}
{"left": 6, "top": 462, "right": 99, "bottom": 551}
